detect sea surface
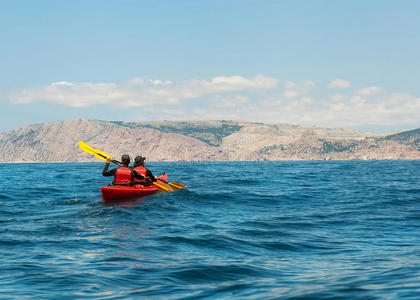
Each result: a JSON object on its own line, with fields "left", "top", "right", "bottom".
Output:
{"left": 0, "top": 161, "right": 419, "bottom": 299}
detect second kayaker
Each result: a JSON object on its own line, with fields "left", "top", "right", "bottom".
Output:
{"left": 102, "top": 154, "right": 145, "bottom": 186}
{"left": 133, "top": 155, "right": 157, "bottom": 186}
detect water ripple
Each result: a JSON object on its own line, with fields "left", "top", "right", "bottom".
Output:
{"left": 0, "top": 161, "right": 419, "bottom": 299}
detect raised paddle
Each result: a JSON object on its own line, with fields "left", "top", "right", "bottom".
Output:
{"left": 78, "top": 141, "right": 115, "bottom": 162}
{"left": 78, "top": 140, "right": 180, "bottom": 192}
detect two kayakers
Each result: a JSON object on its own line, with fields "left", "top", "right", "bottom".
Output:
{"left": 133, "top": 156, "right": 158, "bottom": 186}
{"left": 102, "top": 154, "right": 158, "bottom": 186}
{"left": 103, "top": 154, "right": 145, "bottom": 186}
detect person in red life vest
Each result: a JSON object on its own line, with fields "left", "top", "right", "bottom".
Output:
{"left": 132, "top": 156, "right": 157, "bottom": 186}
{"left": 102, "top": 154, "right": 144, "bottom": 185}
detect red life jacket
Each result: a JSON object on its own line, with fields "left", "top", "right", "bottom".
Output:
{"left": 133, "top": 166, "right": 147, "bottom": 183}
{"left": 134, "top": 166, "right": 147, "bottom": 176}
{"left": 113, "top": 167, "right": 133, "bottom": 185}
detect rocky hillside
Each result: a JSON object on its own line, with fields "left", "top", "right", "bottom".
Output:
{"left": 382, "top": 128, "right": 420, "bottom": 151}
{"left": 0, "top": 119, "right": 419, "bottom": 162}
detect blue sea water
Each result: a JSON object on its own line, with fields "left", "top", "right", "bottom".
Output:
{"left": 0, "top": 160, "right": 419, "bottom": 299}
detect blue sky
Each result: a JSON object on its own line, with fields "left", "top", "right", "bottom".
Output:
{"left": 1, "top": 0, "right": 419, "bottom": 132}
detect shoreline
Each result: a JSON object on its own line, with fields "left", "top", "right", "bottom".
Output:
{"left": 1, "top": 158, "right": 419, "bottom": 164}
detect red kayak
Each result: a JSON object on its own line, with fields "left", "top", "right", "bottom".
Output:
{"left": 101, "top": 174, "right": 168, "bottom": 202}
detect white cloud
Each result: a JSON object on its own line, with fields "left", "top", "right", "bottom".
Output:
{"left": 189, "top": 92, "right": 420, "bottom": 129}
{"left": 127, "top": 79, "right": 419, "bottom": 130}
{"left": 52, "top": 81, "right": 74, "bottom": 87}
{"left": 300, "top": 97, "right": 313, "bottom": 104}
{"left": 331, "top": 94, "right": 346, "bottom": 102}
{"left": 356, "top": 86, "right": 383, "bottom": 96}
{"left": 282, "top": 80, "right": 315, "bottom": 99}
{"left": 327, "top": 79, "right": 351, "bottom": 89}
{"left": 214, "top": 95, "right": 249, "bottom": 108}
{"left": 10, "top": 76, "right": 420, "bottom": 130}
{"left": 284, "top": 80, "right": 297, "bottom": 89}
{"left": 12, "top": 82, "right": 123, "bottom": 107}
{"left": 11, "top": 75, "right": 279, "bottom": 107}
{"left": 283, "top": 90, "right": 300, "bottom": 99}
{"left": 284, "top": 80, "right": 315, "bottom": 90}
{"left": 350, "top": 95, "right": 366, "bottom": 105}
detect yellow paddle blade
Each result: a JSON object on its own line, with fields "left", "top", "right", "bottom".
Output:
{"left": 78, "top": 140, "right": 96, "bottom": 154}
{"left": 153, "top": 181, "right": 172, "bottom": 192}
{"left": 78, "top": 140, "right": 113, "bottom": 161}
{"left": 93, "top": 148, "right": 113, "bottom": 161}
{"left": 168, "top": 182, "right": 187, "bottom": 190}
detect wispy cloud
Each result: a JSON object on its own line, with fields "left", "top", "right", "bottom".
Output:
{"left": 356, "top": 86, "right": 383, "bottom": 96}
{"left": 9, "top": 76, "right": 420, "bottom": 129}
{"left": 327, "top": 79, "right": 351, "bottom": 89}
{"left": 282, "top": 80, "right": 315, "bottom": 99}
{"left": 10, "top": 75, "right": 279, "bottom": 107}
{"left": 152, "top": 92, "right": 419, "bottom": 129}
{"left": 234, "top": 92, "right": 420, "bottom": 128}
{"left": 213, "top": 95, "right": 249, "bottom": 109}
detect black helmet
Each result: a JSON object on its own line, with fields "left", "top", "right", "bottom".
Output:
{"left": 121, "top": 154, "right": 130, "bottom": 165}
{"left": 134, "top": 155, "right": 145, "bottom": 167}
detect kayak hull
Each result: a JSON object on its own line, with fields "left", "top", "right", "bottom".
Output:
{"left": 101, "top": 174, "right": 167, "bottom": 202}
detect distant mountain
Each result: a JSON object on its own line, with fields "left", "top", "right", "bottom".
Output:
{"left": 0, "top": 119, "right": 419, "bottom": 163}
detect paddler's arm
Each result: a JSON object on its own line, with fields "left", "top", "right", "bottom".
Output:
{"left": 103, "top": 158, "right": 117, "bottom": 176}
{"left": 146, "top": 169, "right": 157, "bottom": 182}
{"left": 132, "top": 170, "right": 146, "bottom": 180}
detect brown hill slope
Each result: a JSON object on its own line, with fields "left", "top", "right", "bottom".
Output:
{"left": 0, "top": 119, "right": 419, "bottom": 162}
